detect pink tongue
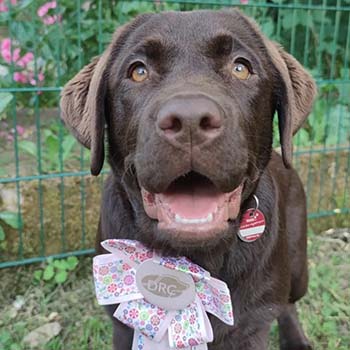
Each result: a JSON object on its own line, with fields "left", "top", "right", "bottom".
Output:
{"left": 159, "top": 179, "right": 225, "bottom": 219}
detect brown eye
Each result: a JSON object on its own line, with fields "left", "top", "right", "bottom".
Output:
{"left": 130, "top": 63, "right": 148, "bottom": 82}
{"left": 231, "top": 61, "right": 251, "bottom": 80}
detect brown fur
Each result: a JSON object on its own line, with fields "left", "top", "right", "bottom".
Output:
{"left": 60, "top": 9, "right": 316, "bottom": 350}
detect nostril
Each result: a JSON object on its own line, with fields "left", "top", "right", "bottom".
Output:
{"left": 199, "top": 114, "right": 222, "bottom": 131}
{"left": 158, "top": 115, "right": 182, "bottom": 135}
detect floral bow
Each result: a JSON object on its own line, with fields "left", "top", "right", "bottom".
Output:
{"left": 93, "top": 239, "right": 234, "bottom": 350}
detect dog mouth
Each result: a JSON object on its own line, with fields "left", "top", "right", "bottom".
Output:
{"left": 141, "top": 172, "right": 243, "bottom": 240}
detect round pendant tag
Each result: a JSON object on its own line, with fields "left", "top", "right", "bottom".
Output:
{"left": 136, "top": 260, "right": 196, "bottom": 310}
{"left": 238, "top": 209, "right": 266, "bottom": 242}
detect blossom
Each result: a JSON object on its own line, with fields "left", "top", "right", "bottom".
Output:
{"left": 13, "top": 71, "right": 44, "bottom": 86}
{"left": 174, "top": 323, "right": 182, "bottom": 333}
{"left": 0, "top": 123, "right": 25, "bottom": 143}
{"left": 188, "top": 339, "right": 199, "bottom": 346}
{"left": 0, "top": 0, "right": 17, "bottom": 13}
{"left": 37, "top": 1, "right": 56, "bottom": 17}
{"left": 16, "top": 52, "right": 34, "bottom": 68}
{"left": 13, "top": 71, "right": 28, "bottom": 83}
{"left": 150, "top": 315, "right": 160, "bottom": 326}
{"left": 16, "top": 125, "right": 25, "bottom": 136}
{"left": 43, "top": 15, "right": 59, "bottom": 25}
{"left": 1, "top": 38, "right": 20, "bottom": 64}
{"left": 189, "top": 314, "right": 196, "bottom": 324}
{"left": 189, "top": 265, "right": 200, "bottom": 274}
{"left": 129, "top": 309, "right": 139, "bottom": 319}
{"left": 1, "top": 38, "right": 35, "bottom": 69}
{"left": 240, "top": 0, "right": 249, "bottom": 4}
{"left": 28, "top": 71, "right": 45, "bottom": 85}
{"left": 107, "top": 283, "right": 118, "bottom": 293}
{"left": 37, "top": 1, "right": 60, "bottom": 25}
{"left": 123, "top": 275, "right": 134, "bottom": 286}
{"left": 99, "top": 266, "right": 109, "bottom": 276}
{"left": 125, "top": 246, "right": 136, "bottom": 254}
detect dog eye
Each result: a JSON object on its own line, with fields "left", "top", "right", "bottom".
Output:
{"left": 231, "top": 60, "right": 251, "bottom": 80}
{"left": 130, "top": 63, "right": 149, "bottom": 83}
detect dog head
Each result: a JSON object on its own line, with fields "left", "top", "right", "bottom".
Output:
{"left": 60, "top": 10, "right": 316, "bottom": 249}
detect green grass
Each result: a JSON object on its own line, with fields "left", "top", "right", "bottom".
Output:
{"left": 0, "top": 233, "right": 349, "bottom": 350}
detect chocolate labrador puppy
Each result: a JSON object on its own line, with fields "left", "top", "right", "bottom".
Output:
{"left": 60, "top": 9, "right": 316, "bottom": 350}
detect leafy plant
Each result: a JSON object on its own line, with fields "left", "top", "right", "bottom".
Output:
{"left": 0, "top": 211, "right": 22, "bottom": 242}
{"left": 0, "top": 0, "right": 184, "bottom": 116}
{"left": 33, "top": 256, "right": 79, "bottom": 285}
{"left": 0, "top": 92, "right": 14, "bottom": 118}
{"left": 18, "top": 122, "right": 77, "bottom": 173}
{"left": 272, "top": 82, "right": 350, "bottom": 149}
{"left": 0, "top": 329, "right": 21, "bottom": 350}
{"left": 295, "top": 83, "right": 350, "bottom": 149}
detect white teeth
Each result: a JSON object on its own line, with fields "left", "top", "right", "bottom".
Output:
{"left": 174, "top": 213, "right": 213, "bottom": 224}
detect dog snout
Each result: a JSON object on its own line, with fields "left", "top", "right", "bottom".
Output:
{"left": 156, "top": 95, "right": 223, "bottom": 146}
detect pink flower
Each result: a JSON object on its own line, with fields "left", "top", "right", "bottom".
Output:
{"left": 37, "top": 1, "right": 60, "bottom": 25}
{"left": 189, "top": 314, "right": 196, "bottom": 324}
{"left": 1, "top": 37, "right": 10, "bottom": 51}
{"left": 7, "top": 134, "right": 14, "bottom": 142}
{"left": 220, "top": 294, "right": 230, "bottom": 303}
{"left": 240, "top": 0, "right": 249, "bottom": 4}
{"left": 123, "top": 275, "right": 134, "bottom": 286}
{"left": 189, "top": 265, "right": 199, "bottom": 273}
{"left": 27, "top": 72, "right": 45, "bottom": 85}
{"left": 16, "top": 125, "right": 25, "bottom": 136}
{"left": 37, "top": 1, "right": 56, "bottom": 17}
{"left": 176, "top": 341, "right": 184, "bottom": 348}
{"left": 150, "top": 315, "right": 160, "bottom": 326}
{"left": 43, "top": 14, "right": 59, "bottom": 25}
{"left": 38, "top": 72, "right": 45, "bottom": 81}
{"left": 129, "top": 309, "right": 139, "bottom": 319}
{"left": 188, "top": 339, "right": 199, "bottom": 346}
{"left": 122, "top": 263, "right": 130, "bottom": 271}
{"left": 164, "top": 262, "right": 176, "bottom": 269}
{"left": 9, "top": 48, "right": 20, "bottom": 62}
{"left": 16, "top": 52, "right": 34, "bottom": 68}
{"left": 1, "top": 38, "right": 20, "bottom": 63}
{"left": 1, "top": 38, "right": 35, "bottom": 69}
{"left": 157, "top": 309, "right": 166, "bottom": 316}
{"left": 125, "top": 247, "right": 136, "bottom": 254}
{"left": 13, "top": 71, "right": 45, "bottom": 86}
{"left": 13, "top": 72, "right": 28, "bottom": 83}
{"left": 174, "top": 323, "right": 182, "bottom": 333}
{"left": 99, "top": 266, "right": 109, "bottom": 276}
{"left": 107, "top": 283, "right": 118, "bottom": 293}
{"left": 0, "top": 0, "right": 17, "bottom": 12}
{"left": 138, "top": 253, "right": 148, "bottom": 262}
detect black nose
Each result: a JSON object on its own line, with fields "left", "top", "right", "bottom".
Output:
{"left": 156, "top": 95, "right": 223, "bottom": 146}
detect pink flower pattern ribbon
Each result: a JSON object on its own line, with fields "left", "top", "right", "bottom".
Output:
{"left": 93, "top": 239, "right": 234, "bottom": 349}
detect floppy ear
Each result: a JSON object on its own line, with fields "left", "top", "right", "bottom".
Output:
{"left": 60, "top": 24, "right": 129, "bottom": 175}
{"left": 60, "top": 51, "right": 109, "bottom": 175}
{"left": 230, "top": 10, "right": 317, "bottom": 168}
{"left": 265, "top": 41, "right": 317, "bottom": 168}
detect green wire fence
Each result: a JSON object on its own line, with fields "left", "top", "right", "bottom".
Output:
{"left": 0, "top": 0, "right": 349, "bottom": 268}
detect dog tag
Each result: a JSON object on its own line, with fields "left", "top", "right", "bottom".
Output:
{"left": 238, "top": 209, "right": 266, "bottom": 242}
{"left": 136, "top": 260, "right": 196, "bottom": 310}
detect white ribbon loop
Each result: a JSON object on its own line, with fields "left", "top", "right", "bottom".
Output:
{"left": 93, "top": 239, "right": 234, "bottom": 350}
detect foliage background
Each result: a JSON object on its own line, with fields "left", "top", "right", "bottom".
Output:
{"left": 0, "top": 0, "right": 349, "bottom": 349}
